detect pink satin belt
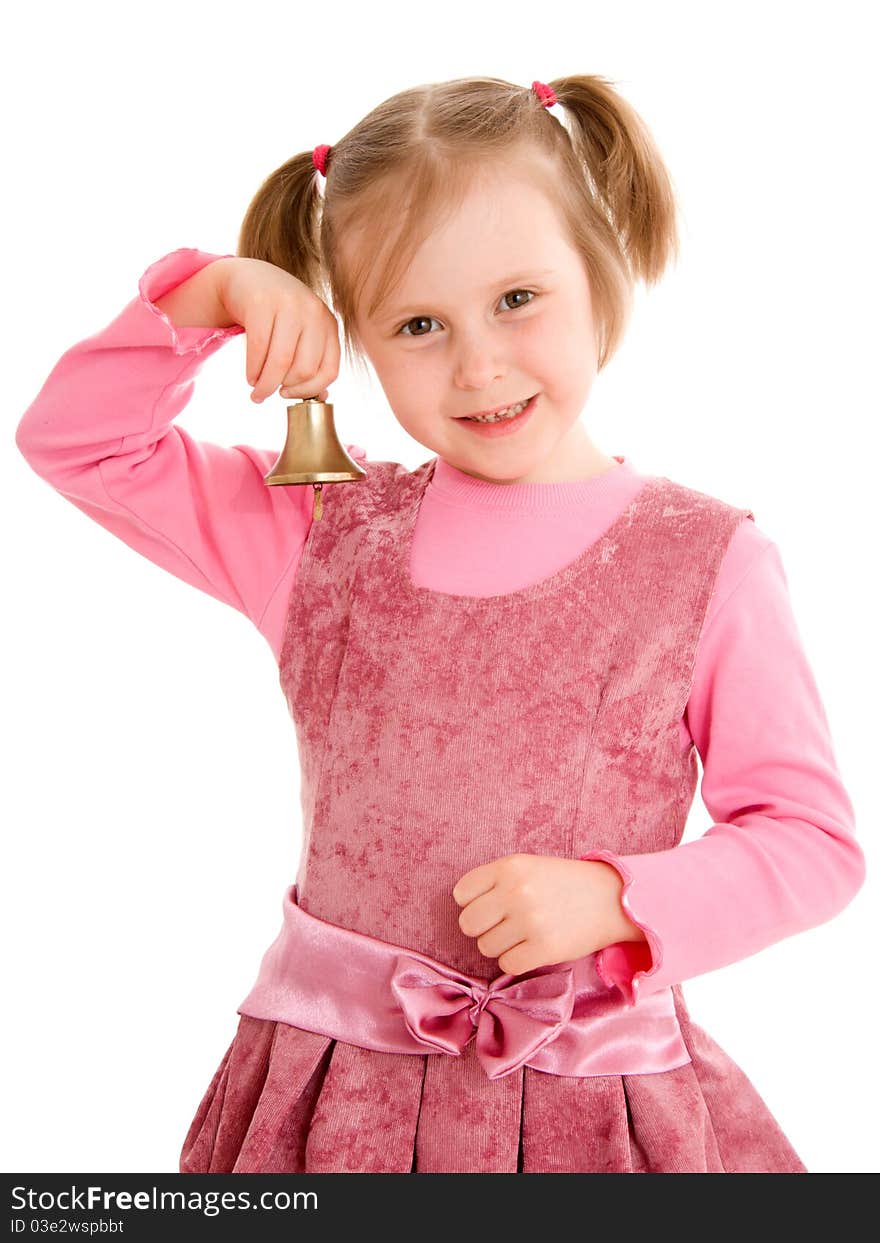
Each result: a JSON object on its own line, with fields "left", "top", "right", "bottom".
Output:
{"left": 237, "top": 883, "right": 691, "bottom": 1081}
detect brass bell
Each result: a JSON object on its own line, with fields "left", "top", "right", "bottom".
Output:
{"left": 264, "top": 395, "right": 366, "bottom": 521}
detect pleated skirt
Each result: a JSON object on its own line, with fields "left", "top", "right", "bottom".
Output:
{"left": 179, "top": 990, "right": 807, "bottom": 1174}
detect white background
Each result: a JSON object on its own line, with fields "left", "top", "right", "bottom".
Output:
{"left": 4, "top": 0, "right": 878, "bottom": 1174}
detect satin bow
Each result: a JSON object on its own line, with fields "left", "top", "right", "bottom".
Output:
{"left": 390, "top": 954, "right": 576, "bottom": 1080}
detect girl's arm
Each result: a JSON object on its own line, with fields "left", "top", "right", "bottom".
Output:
{"left": 14, "top": 248, "right": 365, "bottom": 658}
{"left": 582, "top": 534, "right": 866, "bottom": 1006}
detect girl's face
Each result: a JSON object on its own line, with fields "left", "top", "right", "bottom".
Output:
{"left": 349, "top": 165, "right": 614, "bottom": 484}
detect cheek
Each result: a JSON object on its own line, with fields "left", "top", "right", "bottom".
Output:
{"left": 520, "top": 314, "right": 576, "bottom": 374}
{"left": 378, "top": 347, "right": 429, "bottom": 389}
{"left": 366, "top": 350, "right": 415, "bottom": 405}
{"left": 376, "top": 357, "right": 435, "bottom": 426}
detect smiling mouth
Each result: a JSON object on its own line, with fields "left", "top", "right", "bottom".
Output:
{"left": 458, "top": 394, "right": 536, "bottom": 423}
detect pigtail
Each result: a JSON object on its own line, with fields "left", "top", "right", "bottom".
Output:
{"left": 236, "top": 151, "right": 328, "bottom": 301}
{"left": 549, "top": 75, "right": 680, "bottom": 286}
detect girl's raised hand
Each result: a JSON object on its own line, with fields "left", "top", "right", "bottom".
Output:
{"left": 216, "top": 257, "right": 341, "bottom": 405}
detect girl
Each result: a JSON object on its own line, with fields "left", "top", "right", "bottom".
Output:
{"left": 15, "top": 73, "right": 865, "bottom": 1174}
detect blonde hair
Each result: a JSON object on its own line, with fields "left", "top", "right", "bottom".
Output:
{"left": 236, "top": 74, "right": 680, "bottom": 378}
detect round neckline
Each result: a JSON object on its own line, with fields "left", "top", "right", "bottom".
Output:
{"left": 429, "top": 453, "right": 629, "bottom": 510}
{"left": 390, "top": 456, "right": 657, "bottom": 608}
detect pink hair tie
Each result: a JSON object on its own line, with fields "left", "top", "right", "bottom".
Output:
{"left": 531, "top": 80, "right": 557, "bottom": 108}
{"left": 312, "top": 144, "right": 332, "bottom": 177}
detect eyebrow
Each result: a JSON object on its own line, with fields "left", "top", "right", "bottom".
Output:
{"left": 381, "top": 269, "right": 557, "bottom": 323}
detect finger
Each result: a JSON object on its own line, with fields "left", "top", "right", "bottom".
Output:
{"left": 251, "top": 314, "right": 304, "bottom": 403}
{"left": 285, "top": 336, "right": 338, "bottom": 401}
{"left": 249, "top": 317, "right": 287, "bottom": 399}
{"left": 458, "top": 891, "right": 506, "bottom": 938}
{"left": 323, "top": 312, "right": 342, "bottom": 374}
{"left": 477, "top": 919, "right": 525, "bottom": 961}
{"left": 451, "top": 865, "right": 497, "bottom": 907}
{"left": 245, "top": 311, "right": 277, "bottom": 394}
{"left": 497, "top": 939, "right": 536, "bottom": 977}
{"left": 278, "top": 327, "right": 333, "bottom": 399}
{"left": 278, "top": 310, "right": 340, "bottom": 397}
{"left": 306, "top": 333, "right": 339, "bottom": 397}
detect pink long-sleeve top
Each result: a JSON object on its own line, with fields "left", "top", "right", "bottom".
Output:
{"left": 15, "top": 247, "right": 866, "bottom": 1008}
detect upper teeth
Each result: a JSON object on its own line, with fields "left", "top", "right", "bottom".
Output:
{"left": 468, "top": 399, "right": 529, "bottom": 423}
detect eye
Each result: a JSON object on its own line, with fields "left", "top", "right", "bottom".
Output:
{"left": 396, "top": 289, "right": 537, "bottom": 337}
{"left": 398, "top": 315, "right": 439, "bottom": 338}
{"left": 499, "top": 289, "right": 535, "bottom": 311}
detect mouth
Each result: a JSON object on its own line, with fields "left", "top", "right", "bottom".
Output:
{"left": 455, "top": 393, "right": 539, "bottom": 436}
{"left": 455, "top": 393, "right": 538, "bottom": 423}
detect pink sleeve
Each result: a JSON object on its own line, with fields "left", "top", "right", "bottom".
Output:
{"left": 15, "top": 247, "right": 364, "bottom": 659}
{"left": 581, "top": 533, "right": 866, "bottom": 1006}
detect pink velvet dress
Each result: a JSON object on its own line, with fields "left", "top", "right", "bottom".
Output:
{"left": 178, "top": 456, "right": 808, "bottom": 1174}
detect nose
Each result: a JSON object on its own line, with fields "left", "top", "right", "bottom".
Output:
{"left": 452, "top": 328, "right": 506, "bottom": 392}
